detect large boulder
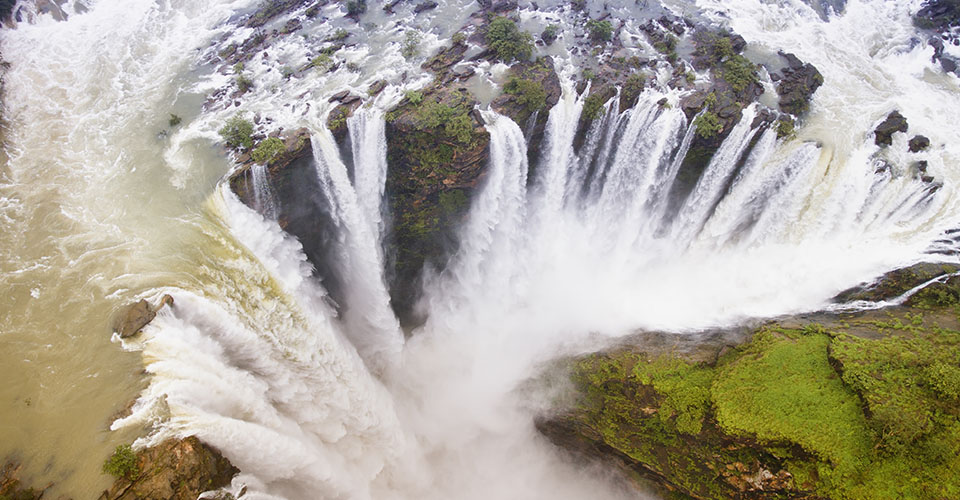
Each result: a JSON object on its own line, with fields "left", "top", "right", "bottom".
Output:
{"left": 99, "top": 437, "right": 238, "bottom": 500}
{"left": 385, "top": 85, "right": 490, "bottom": 326}
{"left": 774, "top": 51, "right": 823, "bottom": 116}
{"left": 873, "top": 110, "right": 908, "bottom": 147}
{"left": 113, "top": 295, "right": 174, "bottom": 339}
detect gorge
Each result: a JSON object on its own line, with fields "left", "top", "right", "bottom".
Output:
{"left": 1, "top": 0, "right": 960, "bottom": 499}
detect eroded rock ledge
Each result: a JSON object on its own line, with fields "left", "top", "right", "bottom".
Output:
{"left": 537, "top": 265, "right": 960, "bottom": 499}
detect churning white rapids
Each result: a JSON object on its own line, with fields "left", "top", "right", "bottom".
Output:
{"left": 1, "top": 0, "right": 960, "bottom": 498}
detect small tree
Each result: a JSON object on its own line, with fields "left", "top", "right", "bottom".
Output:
{"left": 486, "top": 16, "right": 533, "bottom": 63}
{"left": 252, "top": 137, "right": 286, "bottom": 164}
{"left": 219, "top": 115, "right": 254, "bottom": 150}
{"left": 586, "top": 19, "right": 613, "bottom": 42}
{"left": 402, "top": 30, "right": 422, "bottom": 59}
{"left": 102, "top": 444, "right": 139, "bottom": 480}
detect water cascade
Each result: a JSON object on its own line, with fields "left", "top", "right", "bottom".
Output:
{"left": 2, "top": 0, "right": 960, "bottom": 498}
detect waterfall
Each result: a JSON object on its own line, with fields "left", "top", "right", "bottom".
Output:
{"left": 250, "top": 163, "right": 279, "bottom": 220}
{"left": 6, "top": 0, "right": 960, "bottom": 499}
{"left": 310, "top": 126, "right": 403, "bottom": 373}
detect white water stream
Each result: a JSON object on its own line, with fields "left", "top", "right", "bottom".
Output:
{"left": 2, "top": 0, "right": 959, "bottom": 498}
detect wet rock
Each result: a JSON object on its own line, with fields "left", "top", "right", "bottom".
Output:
{"left": 1, "top": 462, "right": 47, "bottom": 500}
{"left": 413, "top": 1, "right": 438, "bottom": 13}
{"left": 328, "top": 90, "right": 351, "bottom": 103}
{"left": 909, "top": 134, "right": 931, "bottom": 152}
{"left": 246, "top": 0, "right": 310, "bottom": 28}
{"left": 99, "top": 437, "right": 238, "bottom": 500}
{"left": 113, "top": 295, "right": 174, "bottom": 338}
{"left": 490, "top": 0, "right": 518, "bottom": 13}
{"left": 833, "top": 262, "right": 959, "bottom": 303}
{"left": 775, "top": 51, "right": 823, "bottom": 115}
{"left": 914, "top": 0, "right": 960, "bottom": 32}
{"left": 327, "top": 99, "right": 363, "bottom": 144}
{"left": 422, "top": 42, "right": 469, "bottom": 77}
{"left": 873, "top": 110, "right": 908, "bottom": 147}
{"left": 385, "top": 85, "right": 490, "bottom": 327}
{"left": 368, "top": 79, "right": 388, "bottom": 96}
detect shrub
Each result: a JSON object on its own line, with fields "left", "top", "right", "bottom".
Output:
{"left": 102, "top": 444, "right": 139, "bottom": 480}
{"left": 232, "top": 62, "right": 244, "bottom": 73}
{"left": 219, "top": 114, "right": 254, "bottom": 150}
{"left": 486, "top": 16, "right": 533, "bottom": 63}
{"left": 346, "top": 0, "right": 366, "bottom": 15}
{"left": 402, "top": 30, "right": 422, "bottom": 59}
{"left": 582, "top": 90, "right": 612, "bottom": 121}
{"left": 168, "top": 114, "right": 182, "bottom": 127}
{"left": 414, "top": 101, "right": 475, "bottom": 144}
{"left": 721, "top": 54, "right": 758, "bottom": 92}
{"left": 236, "top": 73, "right": 254, "bottom": 93}
{"left": 452, "top": 31, "right": 467, "bottom": 46}
{"left": 776, "top": 119, "right": 795, "bottom": 139}
{"left": 586, "top": 19, "right": 613, "bottom": 42}
{"left": 504, "top": 77, "right": 546, "bottom": 113}
{"left": 541, "top": 24, "right": 558, "bottom": 45}
{"left": 332, "top": 28, "right": 349, "bottom": 41}
{"left": 693, "top": 111, "right": 722, "bottom": 139}
{"left": 252, "top": 137, "right": 286, "bottom": 164}
{"left": 620, "top": 72, "right": 645, "bottom": 108}
{"left": 405, "top": 90, "right": 424, "bottom": 105}
{"left": 310, "top": 53, "right": 332, "bottom": 71}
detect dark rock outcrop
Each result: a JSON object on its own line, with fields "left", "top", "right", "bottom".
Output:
{"left": 914, "top": 0, "right": 960, "bottom": 31}
{"left": 909, "top": 134, "right": 930, "bottom": 152}
{"left": 873, "top": 110, "right": 908, "bottom": 147}
{"left": 99, "top": 438, "right": 238, "bottom": 500}
{"left": 414, "top": 1, "right": 438, "bottom": 13}
{"left": 774, "top": 51, "right": 823, "bottom": 116}
{"left": 384, "top": 86, "right": 489, "bottom": 327}
{"left": 113, "top": 295, "right": 174, "bottom": 338}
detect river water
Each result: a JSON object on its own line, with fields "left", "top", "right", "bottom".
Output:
{"left": 1, "top": 0, "right": 958, "bottom": 498}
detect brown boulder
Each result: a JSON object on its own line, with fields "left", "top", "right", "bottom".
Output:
{"left": 99, "top": 437, "right": 238, "bottom": 500}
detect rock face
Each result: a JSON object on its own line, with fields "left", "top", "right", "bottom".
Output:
{"left": 99, "top": 438, "right": 238, "bottom": 500}
{"left": 914, "top": 0, "right": 960, "bottom": 31}
{"left": 384, "top": 85, "right": 490, "bottom": 326}
{"left": 873, "top": 110, "right": 908, "bottom": 146}
{"left": 774, "top": 51, "right": 824, "bottom": 115}
{"left": 113, "top": 295, "right": 174, "bottom": 338}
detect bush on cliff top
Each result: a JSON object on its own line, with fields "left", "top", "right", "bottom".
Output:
{"left": 251, "top": 137, "right": 285, "bottom": 164}
{"left": 504, "top": 77, "right": 546, "bottom": 114}
{"left": 486, "top": 16, "right": 533, "bottom": 63}
{"left": 102, "top": 444, "right": 139, "bottom": 480}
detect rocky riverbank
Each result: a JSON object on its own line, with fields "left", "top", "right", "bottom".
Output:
{"left": 535, "top": 263, "right": 960, "bottom": 500}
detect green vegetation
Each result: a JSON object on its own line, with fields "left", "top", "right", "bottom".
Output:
{"left": 620, "top": 72, "right": 646, "bottom": 110}
{"left": 776, "top": 118, "right": 795, "bottom": 139}
{"left": 331, "top": 28, "right": 349, "bottom": 42}
{"left": 452, "top": 31, "right": 467, "bottom": 46}
{"left": 236, "top": 73, "right": 253, "bottom": 93}
{"left": 541, "top": 24, "right": 558, "bottom": 45}
{"left": 251, "top": 137, "right": 285, "bottom": 164}
{"left": 564, "top": 320, "right": 960, "bottom": 500}
{"left": 582, "top": 91, "right": 610, "bottom": 121}
{"left": 720, "top": 54, "right": 758, "bottom": 93}
{"left": 404, "top": 90, "right": 424, "bottom": 105}
{"left": 346, "top": 0, "right": 366, "bottom": 16}
{"left": 232, "top": 62, "right": 244, "bottom": 73}
{"left": 414, "top": 100, "right": 475, "bottom": 145}
{"left": 693, "top": 111, "right": 722, "bottom": 139}
{"left": 310, "top": 53, "right": 333, "bottom": 72}
{"left": 586, "top": 19, "right": 613, "bottom": 42}
{"left": 218, "top": 114, "right": 254, "bottom": 150}
{"left": 102, "top": 444, "right": 139, "bottom": 480}
{"left": 168, "top": 114, "right": 182, "bottom": 127}
{"left": 402, "top": 30, "right": 422, "bottom": 59}
{"left": 485, "top": 16, "right": 533, "bottom": 63}
{"left": 504, "top": 77, "right": 546, "bottom": 114}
